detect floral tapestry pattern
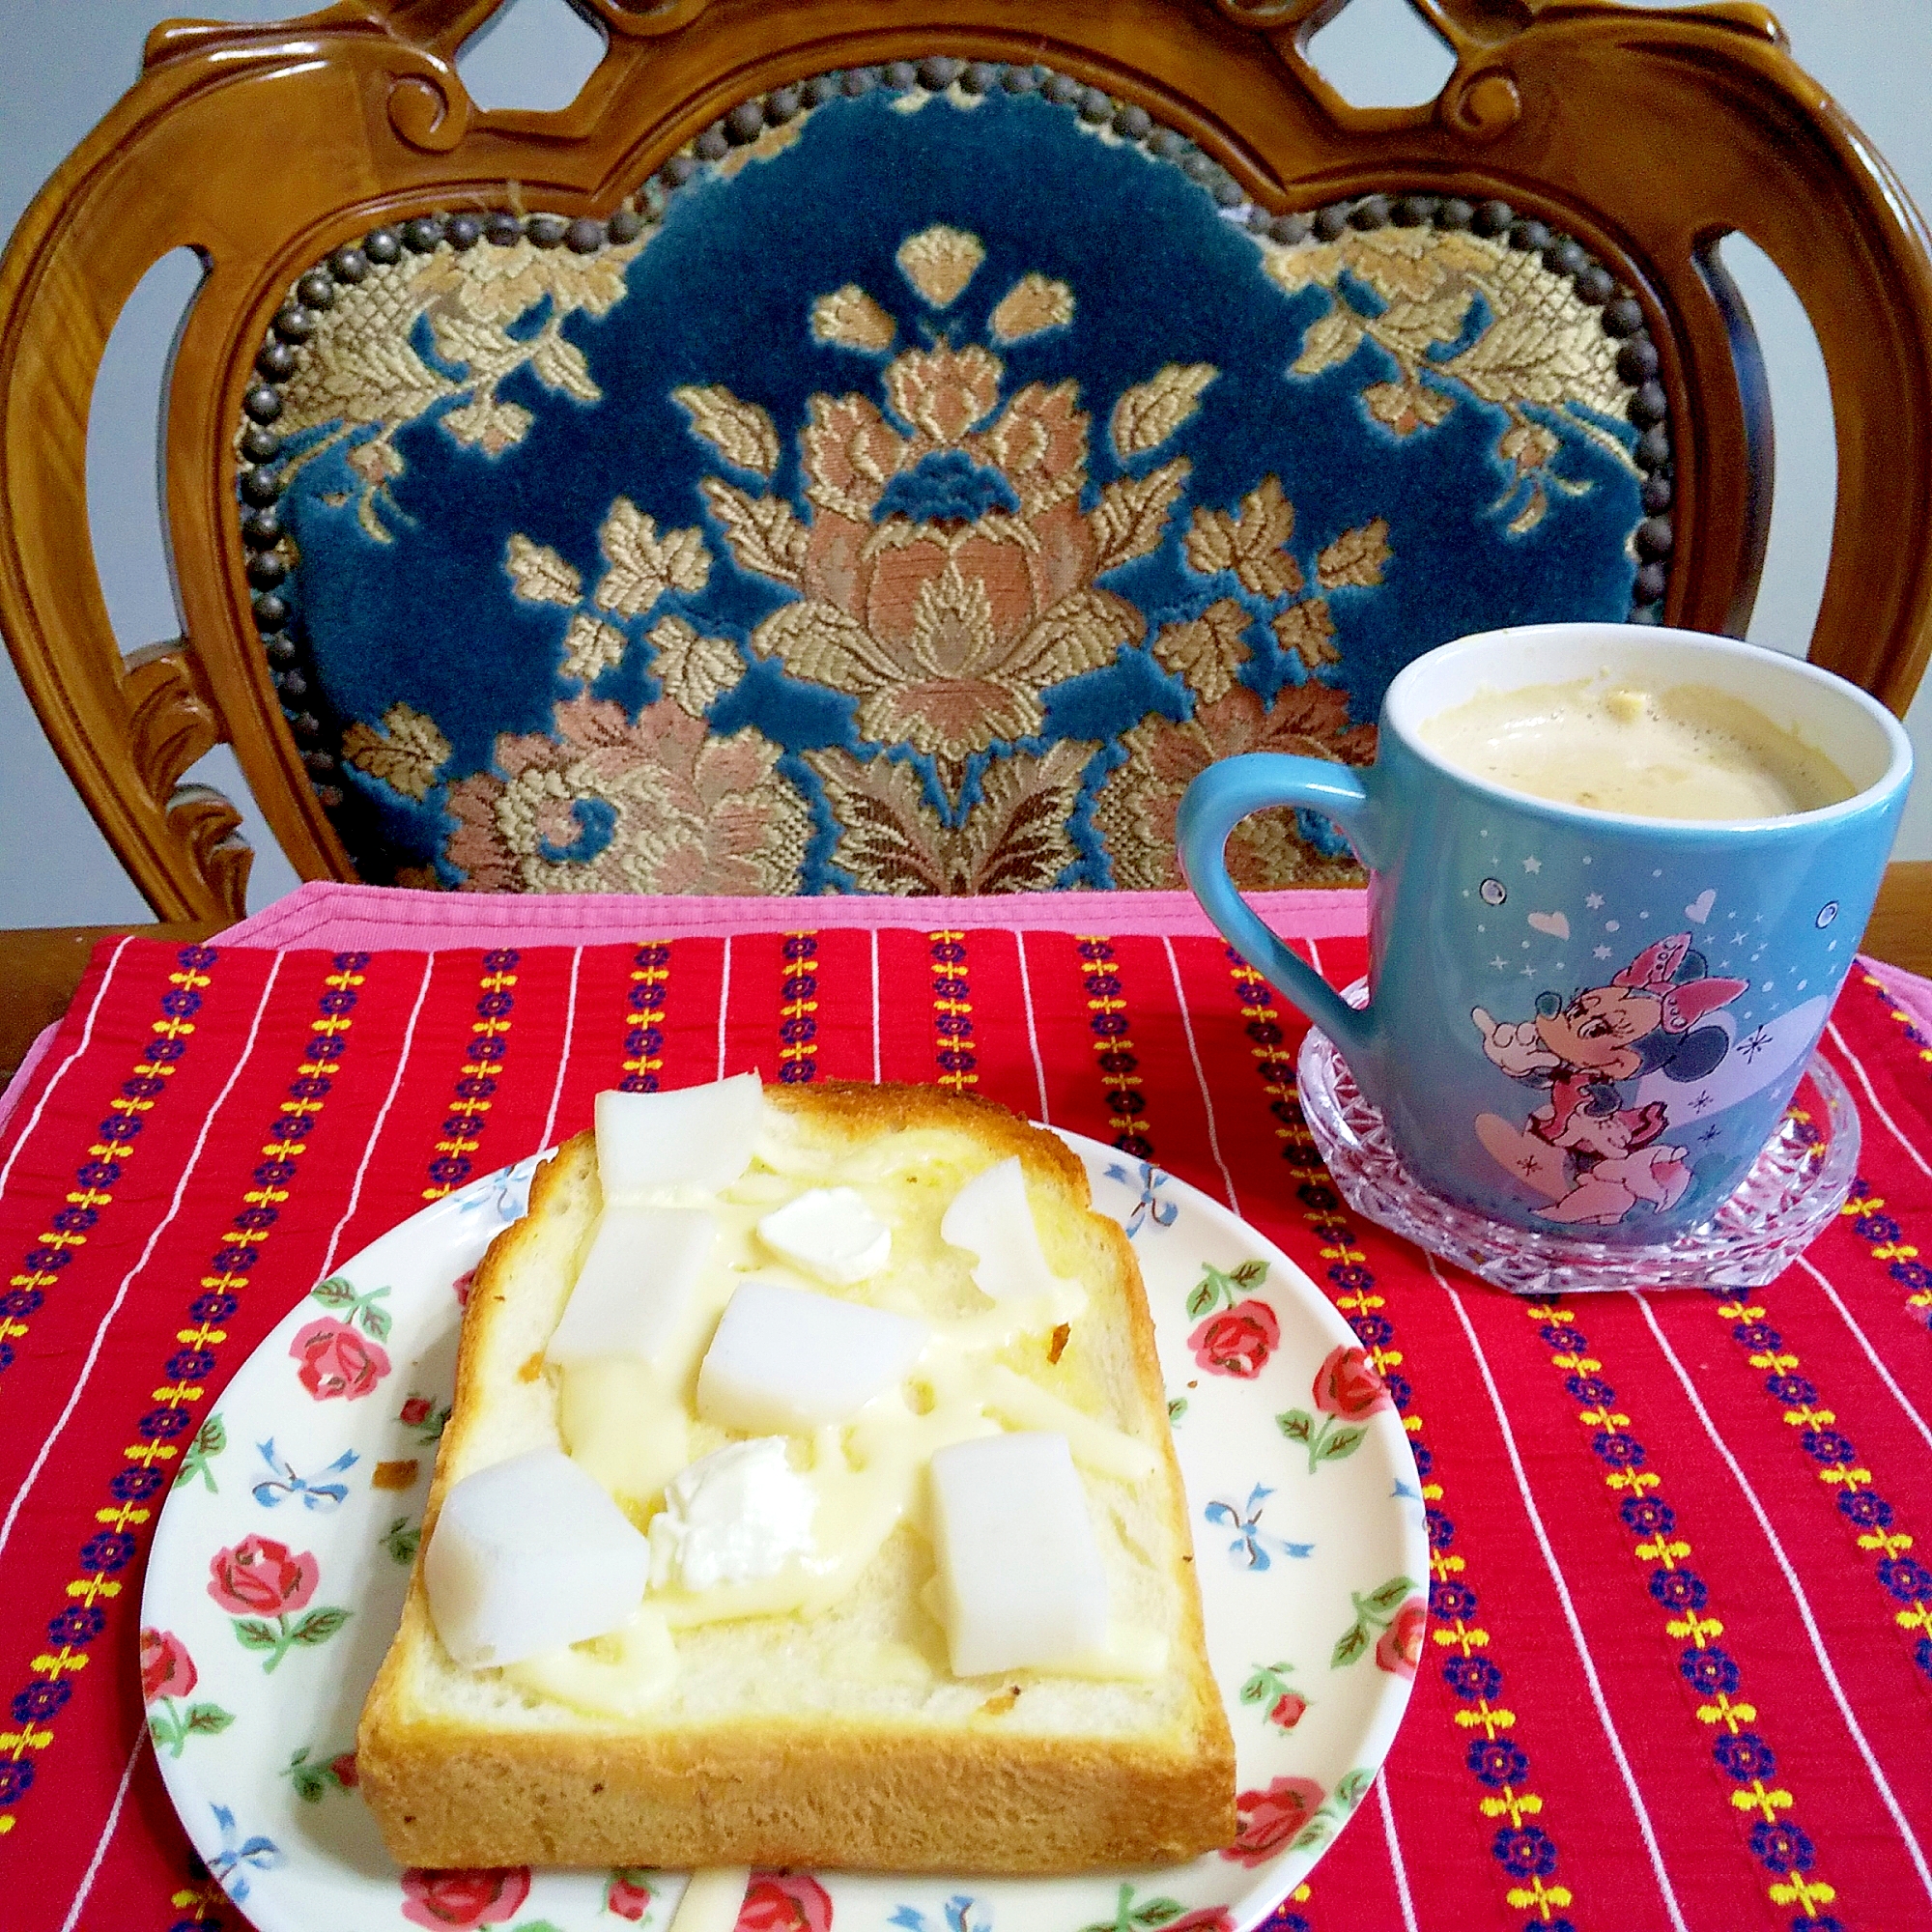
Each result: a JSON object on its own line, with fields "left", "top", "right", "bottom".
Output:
{"left": 285, "top": 83, "right": 1645, "bottom": 893}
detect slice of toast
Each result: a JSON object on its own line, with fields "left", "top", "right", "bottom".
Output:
{"left": 357, "top": 1082, "right": 1234, "bottom": 1873}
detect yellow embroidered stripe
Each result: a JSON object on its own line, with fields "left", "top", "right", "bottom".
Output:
{"left": 927, "top": 930, "right": 977, "bottom": 1094}
{"left": 1227, "top": 956, "right": 1581, "bottom": 1921}
{"left": 0, "top": 958, "right": 362, "bottom": 1836}
{"left": 422, "top": 951, "right": 518, "bottom": 1202}
{"left": 1078, "top": 936, "right": 1151, "bottom": 1158}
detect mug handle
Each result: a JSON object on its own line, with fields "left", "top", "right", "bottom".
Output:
{"left": 1176, "top": 753, "right": 1379, "bottom": 1067}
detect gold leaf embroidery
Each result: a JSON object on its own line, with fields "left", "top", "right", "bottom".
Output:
{"left": 1293, "top": 308, "right": 1365, "bottom": 378}
{"left": 1090, "top": 458, "right": 1190, "bottom": 573}
{"left": 526, "top": 327, "right": 599, "bottom": 404}
{"left": 887, "top": 344, "right": 1002, "bottom": 445}
{"left": 649, "top": 615, "right": 742, "bottom": 717}
{"left": 896, "top": 225, "right": 985, "bottom": 308}
{"left": 1499, "top": 421, "right": 1560, "bottom": 476}
{"left": 1151, "top": 599, "right": 1252, "bottom": 705}
{"left": 807, "top": 743, "right": 1089, "bottom": 895}
{"left": 1364, "top": 382, "right": 1454, "bottom": 436}
{"left": 505, "top": 532, "right": 582, "bottom": 606}
{"left": 340, "top": 702, "right": 451, "bottom": 801}
{"left": 1094, "top": 684, "right": 1374, "bottom": 890}
{"left": 269, "top": 232, "right": 649, "bottom": 533}
{"left": 1110, "top": 363, "right": 1217, "bottom": 460}
{"left": 444, "top": 696, "right": 808, "bottom": 895}
{"left": 811, "top": 285, "right": 896, "bottom": 353}
{"left": 442, "top": 397, "right": 533, "bottom": 455}
{"left": 1317, "top": 518, "right": 1392, "bottom": 590}
{"left": 673, "top": 384, "right": 781, "bottom": 478}
{"left": 1508, "top": 481, "right": 1548, "bottom": 536}
{"left": 593, "top": 497, "right": 711, "bottom": 617}
{"left": 1262, "top": 224, "right": 1634, "bottom": 480}
{"left": 989, "top": 273, "right": 1074, "bottom": 343}
{"left": 1273, "top": 599, "right": 1340, "bottom": 668}
{"left": 560, "top": 613, "right": 627, "bottom": 686}
{"left": 1185, "top": 476, "right": 1303, "bottom": 599}
{"left": 700, "top": 478, "right": 810, "bottom": 588}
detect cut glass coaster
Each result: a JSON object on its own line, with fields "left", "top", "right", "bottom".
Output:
{"left": 1295, "top": 984, "right": 1859, "bottom": 1294}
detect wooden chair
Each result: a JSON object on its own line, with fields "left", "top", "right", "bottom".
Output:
{"left": 3, "top": 0, "right": 1929, "bottom": 919}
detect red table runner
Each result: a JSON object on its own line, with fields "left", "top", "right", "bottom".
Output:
{"left": 1, "top": 924, "right": 1929, "bottom": 1931}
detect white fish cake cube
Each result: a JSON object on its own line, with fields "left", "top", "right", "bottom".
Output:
{"left": 928, "top": 1432, "right": 1109, "bottom": 1677}
{"left": 596, "top": 1074, "right": 762, "bottom": 1201}
{"left": 939, "top": 1156, "right": 1065, "bottom": 1302}
{"left": 756, "top": 1187, "right": 891, "bottom": 1285}
{"left": 695, "top": 1281, "right": 927, "bottom": 1435}
{"left": 424, "top": 1447, "right": 652, "bottom": 1669}
{"left": 546, "top": 1205, "right": 716, "bottom": 1370}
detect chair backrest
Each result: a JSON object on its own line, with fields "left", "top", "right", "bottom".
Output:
{"left": 4, "top": 0, "right": 1930, "bottom": 917}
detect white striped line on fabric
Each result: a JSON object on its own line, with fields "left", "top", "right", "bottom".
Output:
{"left": 716, "top": 935, "right": 732, "bottom": 1083}
{"left": 316, "top": 953, "right": 437, "bottom": 1282}
{"left": 870, "top": 930, "right": 882, "bottom": 1087}
{"left": 1014, "top": 931, "right": 1050, "bottom": 1127}
{"left": 1634, "top": 1293, "right": 1932, "bottom": 1907}
{"left": 1795, "top": 1253, "right": 1932, "bottom": 1455}
{"left": 0, "top": 955, "right": 286, "bottom": 1571}
{"left": 536, "top": 947, "right": 582, "bottom": 1154}
{"left": 58, "top": 1722, "right": 146, "bottom": 1932}
{"left": 1160, "top": 935, "right": 1238, "bottom": 1215}
{"left": 0, "top": 934, "right": 133, "bottom": 1205}
{"left": 1375, "top": 1769, "right": 1420, "bottom": 1932}
{"left": 1826, "top": 1019, "right": 1932, "bottom": 1179}
{"left": 1434, "top": 1258, "right": 1691, "bottom": 1932}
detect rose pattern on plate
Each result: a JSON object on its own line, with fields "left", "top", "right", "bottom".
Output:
{"left": 743, "top": 1873, "right": 834, "bottom": 1932}
{"left": 1184, "top": 1260, "right": 1278, "bottom": 1378}
{"left": 281, "top": 1743, "right": 358, "bottom": 1802}
{"left": 400, "top": 1391, "right": 451, "bottom": 1441}
{"left": 1329, "top": 1577, "right": 1425, "bottom": 1674}
{"left": 140, "top": 1628, "right": 233, "bottom": 1757}
{"left": 174, "top": 1412, "right": 225, "bottom": 1492}
{"left": 400, "top": 1866, "right": 531, "bottom": 1929}
{"left": 1238, "top": 1661, "right": 1307, "bottom": 1732}
{"left": 1077, "top": 1883, "right": 1234, "bottom": 1932}
{"left": 1275, "top": 1346, "right": 1391, "bottom": 1472}
{"left": 384, "top": 1514, "right": 423, "bottom": 1564}
{"left": 1204, "top": 1484, "right": 1313, "bottom": 1570}
{"left": 252, "top": 1436, "right": 357, "bottom": 1511}
{"left": 607, "top": 1870, "right": 653, "bottom": 1922}
{"left": 292, "top": 1315, "right": 392, "bottom": 1401}
{"left": 1222, "top": 1776, "right": 1326, "bottom": 1867}
{"left": 207, "top": 1534, "right": 351, "bottom": 1672}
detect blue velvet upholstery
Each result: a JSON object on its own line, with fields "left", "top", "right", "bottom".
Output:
{"left": 259, "top": 74, "right": 1651, "bottom": 894}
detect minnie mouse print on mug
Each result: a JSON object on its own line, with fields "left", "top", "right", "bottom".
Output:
{"left": 1178, "top": 623, "right": 1913, "bottom": 1246}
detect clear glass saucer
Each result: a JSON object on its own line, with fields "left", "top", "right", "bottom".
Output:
{"left": 1295, "top": 985, "right": 1859, "bottom": 1294}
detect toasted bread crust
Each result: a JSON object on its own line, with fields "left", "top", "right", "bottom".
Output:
{"left": 357, "top": 1083, "right": 1235, "bottom": 1872}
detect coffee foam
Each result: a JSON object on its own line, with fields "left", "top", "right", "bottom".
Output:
{"left": 1418, "top": 678, "right": 1857, "bottom": 820}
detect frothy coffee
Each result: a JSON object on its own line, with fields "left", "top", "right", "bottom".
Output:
{"left": 1418, "top": 678, "right": 1857, "bottom": 820}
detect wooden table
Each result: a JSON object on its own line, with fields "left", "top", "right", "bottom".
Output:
{"left": 3, "top": 864, "right": 1928, "bottom": 1094}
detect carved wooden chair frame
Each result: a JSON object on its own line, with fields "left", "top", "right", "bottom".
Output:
{"left": 3, "top": 0, "right": 1930, "bottom": 920}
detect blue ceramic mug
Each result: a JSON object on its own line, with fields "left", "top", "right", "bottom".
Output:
{"left": 1177, "top": 625, "right": 1914, "bottom": 1243}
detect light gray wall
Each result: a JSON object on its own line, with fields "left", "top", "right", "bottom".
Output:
{"left": 1, "top": 0, "right": 1926, "bottom": 925}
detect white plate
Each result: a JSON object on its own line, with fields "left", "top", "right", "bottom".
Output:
{"left": 141, "top": 1133, "right": 1425, "bottom": 1932}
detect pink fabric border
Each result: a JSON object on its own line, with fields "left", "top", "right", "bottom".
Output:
{"left": 214, "top": 881, "right": 1375, "bottom": 949}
